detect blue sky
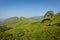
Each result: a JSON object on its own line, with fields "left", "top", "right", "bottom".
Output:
{"left": 0, "top": 0, "right": 60, "bottom": 18}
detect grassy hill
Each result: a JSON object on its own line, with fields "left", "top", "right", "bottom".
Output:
{"left": 0, "top": 11, "right": 60, "bottom": 40}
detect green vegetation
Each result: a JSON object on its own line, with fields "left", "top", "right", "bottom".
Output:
{"left": 0, "top": 11, "right": 60, "bottom": 40}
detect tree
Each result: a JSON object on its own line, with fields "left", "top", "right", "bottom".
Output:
{"left": 44, "top": 10, "right": 54, "bottom": 18}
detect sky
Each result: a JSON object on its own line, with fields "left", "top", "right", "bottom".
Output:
{"left": 0, "top": 0, "right": 60, "bottom": 18}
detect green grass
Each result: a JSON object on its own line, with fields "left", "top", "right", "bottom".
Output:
{"left": 0, "top": 11, "right": 60, "bottom": 40}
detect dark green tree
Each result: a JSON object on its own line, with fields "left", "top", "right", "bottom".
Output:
{"left": 44, "top": 10, "right": 54, "bottom": 18}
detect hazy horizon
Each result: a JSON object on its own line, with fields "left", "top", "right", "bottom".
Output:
{"left": 0, "top": 0, "right": 60, "bottom": 18}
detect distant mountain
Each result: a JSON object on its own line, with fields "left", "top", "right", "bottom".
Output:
{"left": 3, "top": 17, "right": 19, "bottom": 25}
{"left": 29, "top": 16, "right": 44, "bottom": 21}
{"left": 2, "top": 16, "right": 44, "bottom": 25}
{"left": 3, "top": 17, "right": 35, "bottom": 26}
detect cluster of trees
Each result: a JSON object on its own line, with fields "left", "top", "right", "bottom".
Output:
{"left": 0, "top": 10, "right": 60, "bottom": 40}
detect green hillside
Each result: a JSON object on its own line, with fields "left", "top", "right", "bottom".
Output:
{"left": 0, "top": 11, "right": 60, "bottom": 40}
